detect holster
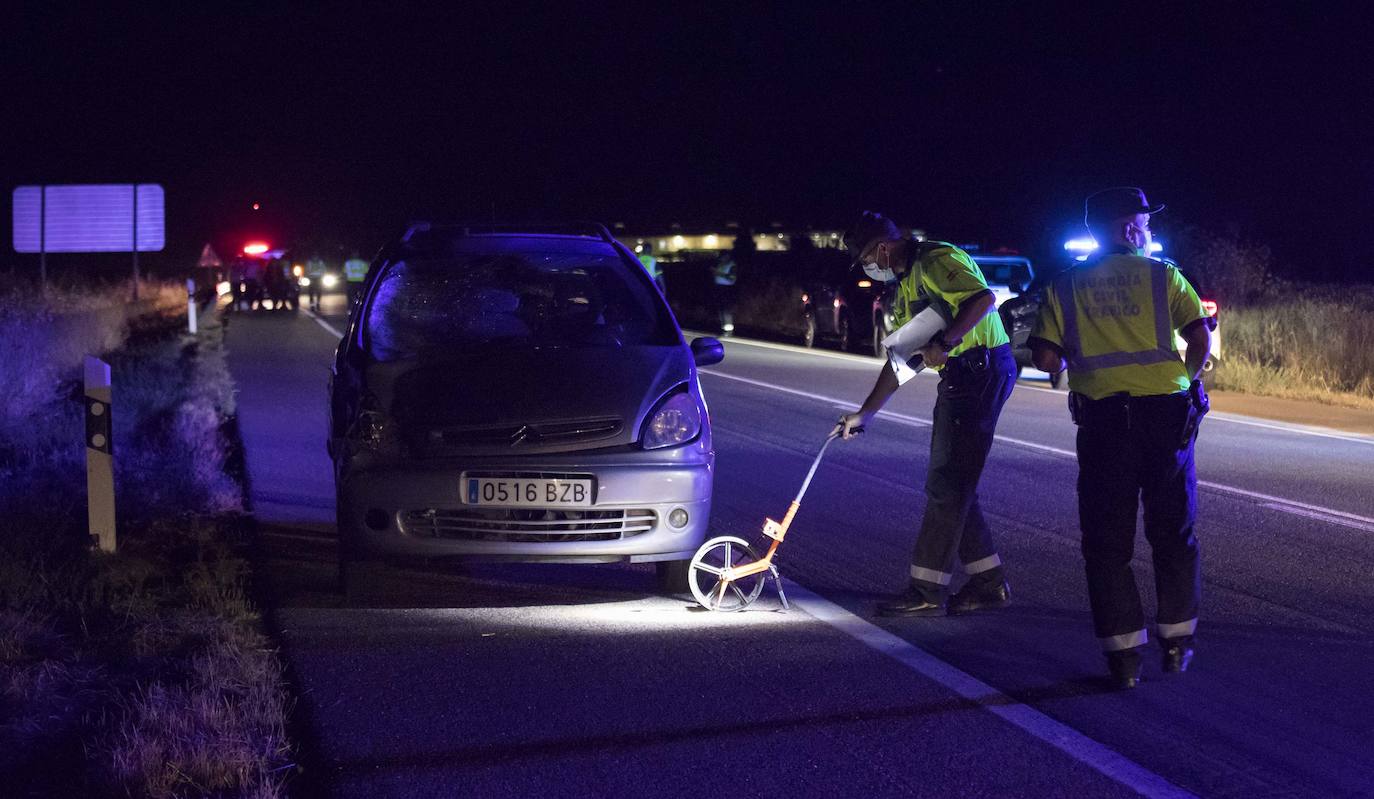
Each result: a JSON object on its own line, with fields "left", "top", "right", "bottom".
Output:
{"left": 1179, "top": 380, "right": 1210, "bottom": 449}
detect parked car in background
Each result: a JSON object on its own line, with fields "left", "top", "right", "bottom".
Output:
{"left": 327, "top": 223, "right": 725, "bottom": 601}
{"left": 797, "top": 248, "right": 886, "bottom": 353}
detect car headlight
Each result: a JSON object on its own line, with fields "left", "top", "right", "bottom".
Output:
{"left": 641, "top": 391, "right": 701, "bottom": 449}
{"left": 322, "top": 274, "right": 339, "bottom": 289}
{"left": 298, "top": 276, "right": 311, "bottom": 287}
{"left": 349, "top": 394, "right": 405, "bottom": 457}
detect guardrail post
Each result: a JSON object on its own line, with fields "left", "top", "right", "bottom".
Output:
{"left": 84, "top": 356, "right": 117, "bottom": 553}
{"left": 187, "top": 278, "right": 198, "bottom": 334}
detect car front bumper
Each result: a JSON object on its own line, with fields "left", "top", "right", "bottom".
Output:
{"left": 337, "top": 453, "right": 714, "bottom": 564}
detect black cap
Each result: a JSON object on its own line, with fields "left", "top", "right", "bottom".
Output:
{"left": 842, "top": 211, "right": 901, "bottom": 266}
{"left": 1084, "top": 187, "right": 1165, "bottom": 227}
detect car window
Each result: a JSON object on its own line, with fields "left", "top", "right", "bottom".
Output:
{"left": 363, "top": 250, "right": 678, "bottom": 361}
{"left": 975, "top": 258, "right": 1033, "bottom": 288}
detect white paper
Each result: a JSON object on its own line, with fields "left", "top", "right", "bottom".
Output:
{"left": 882, "top": 306, "right": 946, "bottom": 386}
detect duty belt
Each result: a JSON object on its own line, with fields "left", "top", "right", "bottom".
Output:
{"left": 1068, "top": 389, "right": 1204, "bottom": 449}
{"left": 945, "top": 343, "right": 1010, "bottom": 377}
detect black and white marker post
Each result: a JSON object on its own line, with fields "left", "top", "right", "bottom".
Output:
{"left": 84, "top": 355, "right": 116, "bottom": 553}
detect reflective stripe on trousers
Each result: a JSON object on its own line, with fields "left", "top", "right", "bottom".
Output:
{"left": 1100, "top": 629, "right": 1149, "bottom": 652}
{"left": 1055, "top": 263, "right": 1175, "bottom": 373}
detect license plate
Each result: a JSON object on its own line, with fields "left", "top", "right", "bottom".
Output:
{"left": 466, "top": 477, "right": 594, "bottom": 507}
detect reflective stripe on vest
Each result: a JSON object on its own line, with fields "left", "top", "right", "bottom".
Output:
{"left": 1054, "top": 261, "right": 1175, "bottom": 374}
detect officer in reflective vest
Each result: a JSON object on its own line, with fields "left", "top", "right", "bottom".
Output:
{"left": 344, "top": 254, "right": 370, "bottom": 306}
{"left": 637, "top": 241, "right": 665, "bottom": 294}
{"left": 836, "top": 212, "right": 1017, "bottom": 618}
{"left": 1029, "top": 187, "right": 1215, "bottom": 689}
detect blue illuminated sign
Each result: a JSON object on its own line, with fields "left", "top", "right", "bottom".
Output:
{"left": 12, "top": 184, "right": 165, "bottom": 253}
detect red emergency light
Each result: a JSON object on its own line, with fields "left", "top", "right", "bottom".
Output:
{"left": 242, "top": 241, "right": 270, "bottom": 256}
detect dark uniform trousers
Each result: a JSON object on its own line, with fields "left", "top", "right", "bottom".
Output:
{"left": 1075, "top": 392, "right": 1201, "bottom": 651}
{"left": 910, "top": 344, "right": 1016, "bottom": 603}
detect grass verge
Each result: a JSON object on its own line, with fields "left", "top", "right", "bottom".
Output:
{"left": 0, "top": 283, "right": 293, "bottom": 797}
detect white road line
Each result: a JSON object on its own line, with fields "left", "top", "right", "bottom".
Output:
{"left": 1205, "top": 412, "right": 1374, "bottom": 446}
{"left": 305, "top": 308, "right": 344, "bottom": 338}
{"left": 786, "top": 582, "right": 1198, "bottom": 799}
{"left": 1259, "top": 504, "right": 1374, "bottom": 533}
{"left": 707, "top": 333, "right": 1374, "bottom": 446}
{"left": 701, "top": 369, "right": 1374, "bottom": 529}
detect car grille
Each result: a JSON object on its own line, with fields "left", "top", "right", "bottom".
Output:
{"left": 401, "top": 507, "right": 656, "bottom": 543}
{"left": 425, "top": 418, "right": 622, "bottom": 451}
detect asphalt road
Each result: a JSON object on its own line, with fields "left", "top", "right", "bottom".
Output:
{"left": 225, "top": 293, "right": 1374, "bottom": 798}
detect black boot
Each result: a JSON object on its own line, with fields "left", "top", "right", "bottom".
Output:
{"left": 876, "top": 586, "right": 947, "bottom": 617}
{"left": 1106, "top": 648, "right": 1143, "bottom": 690}
{"left": 1161, "top": 638, "right": 1195, "bottom": 673}
{"left": 948, "top": 577, "right": 1011, "bottom": 614}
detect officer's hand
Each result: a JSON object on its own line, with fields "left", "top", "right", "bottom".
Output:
{"left": 918, "top": 342, "right": 949, "bottom": 368}
{"left": 834, "top": 412, "right": 870, "bottom": 441}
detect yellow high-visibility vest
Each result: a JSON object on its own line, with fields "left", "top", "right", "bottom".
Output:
{"left": 344, "top": 258, "right": 370, "bottom": 282}
{"left": 891, "top": 242, "right": 1008, "bottom": 365}
{"left": 1033, "top": 253, "right": 1210, "bottom": 399}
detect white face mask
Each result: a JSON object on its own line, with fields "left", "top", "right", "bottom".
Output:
{"left": 862, "top": 261, "right": 898, "bottom": 284}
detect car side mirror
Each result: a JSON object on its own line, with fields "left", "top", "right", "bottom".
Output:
{"left": 691, "top": 337, "right": 725, "bottom": 367}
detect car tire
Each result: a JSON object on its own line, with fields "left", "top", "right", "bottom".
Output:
{"left": 655, "top": 559, "right": 693, "bottom": 595}
{"left": 803, "top": 314, "right": 817, "bottom": 348}
{"left": 873, "top": 318, "right": 888, "bottom": 358}
{"left": 836, "top": 314, "right": 852, "bottom": 352}
{"left": 1050, "top": 370, "right": 1067, "bottom": 389}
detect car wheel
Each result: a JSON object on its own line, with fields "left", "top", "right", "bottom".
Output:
{"left": 803, "top": 314, "right": 817, "bottom": 348}
{"left": 1050, "top": 370, "right": 1067, "bottom": 389}
{"left": 655, "top": 559, "right": 693, "bottom": 595}
{"left": 872, "top": 318, "right": 888, "bottom": 358}
{"left": 836, "top": 314, "right": 852, "bottom": 352}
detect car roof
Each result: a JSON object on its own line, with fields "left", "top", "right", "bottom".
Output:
{"left": 387, "top": 222, "right": 626, "bottom": 258}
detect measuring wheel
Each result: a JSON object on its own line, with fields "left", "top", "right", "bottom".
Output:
{"left": 688, "top": 536, "right": 768, "bottom": 612}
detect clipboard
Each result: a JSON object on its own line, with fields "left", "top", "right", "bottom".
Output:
{"left": 881, "top": 305, "right": 947, "bottom": 385}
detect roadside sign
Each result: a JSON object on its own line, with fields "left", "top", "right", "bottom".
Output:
{"left": 197, "top": 243, "right": 223, "bottom": 268}
{"left": 13, "top": 184, "right": 165, "bottom": 253}
{"left": 12, "top": 183, "right": 165, "bottom": 297}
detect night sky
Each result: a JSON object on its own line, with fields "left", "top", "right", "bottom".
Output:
{"left": 5, "top": 3, "right": 1372, "bottom": 277}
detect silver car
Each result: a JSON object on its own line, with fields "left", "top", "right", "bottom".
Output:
{"left": 328, "top": 224, "right": 723, "bottom": 601}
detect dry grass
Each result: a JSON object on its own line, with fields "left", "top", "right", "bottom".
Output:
{"left": 0, "top": 280, "right": 293, "bottom": 797}
{"left": 1207, "top": 289, "right": 1374, "bottom": 409}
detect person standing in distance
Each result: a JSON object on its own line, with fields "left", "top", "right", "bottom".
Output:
{"left": 1029, "top": 187, "right": 1214, "bottom": 689}
{"left": 836, "top": 212, "right": 1017, "bottom": 617}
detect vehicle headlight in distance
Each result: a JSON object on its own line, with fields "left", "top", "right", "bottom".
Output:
{"left": 642, "top": 392, "right": 701, "bottom": 449}
{"left": 298, "top": 276, "right": 311, "bottom": 287}
{"left": 322, "top": 274, "right": 339, "bottom": 289}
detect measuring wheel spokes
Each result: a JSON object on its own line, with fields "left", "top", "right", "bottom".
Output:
{"left": 688, "top": 536, "right": 767, "bottom": 612}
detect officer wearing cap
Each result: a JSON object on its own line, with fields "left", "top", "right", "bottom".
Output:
{"left": 1029, "top": 187, "right": 1214, "bottom": 689}
{"left": 836, "top": 212, "right": 1017, "bottom": 617}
